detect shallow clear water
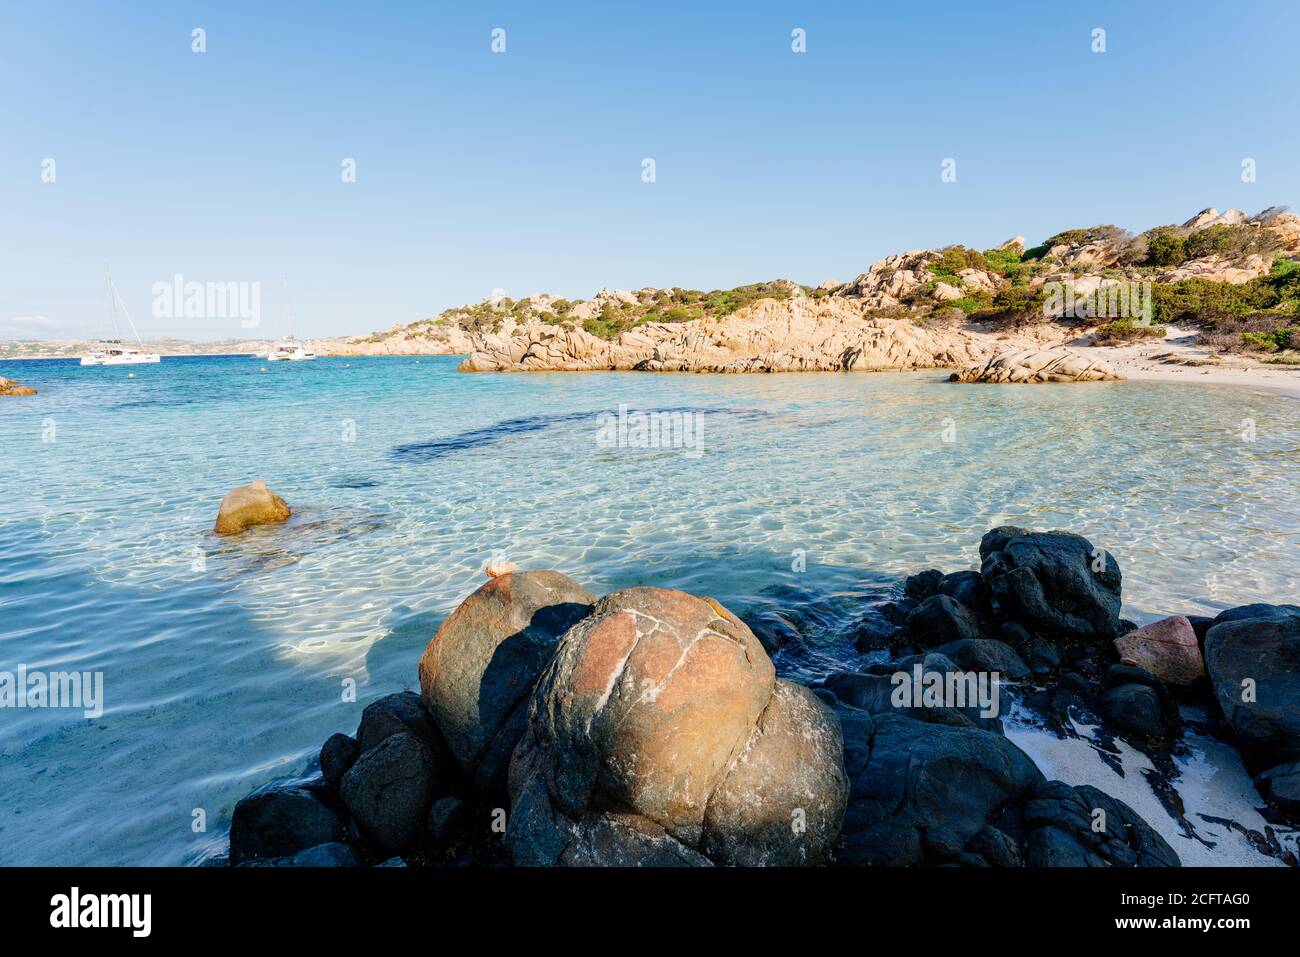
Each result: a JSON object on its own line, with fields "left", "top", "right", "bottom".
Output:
{"left": 1, "top": 355, "right": 1297, "bottom": 865}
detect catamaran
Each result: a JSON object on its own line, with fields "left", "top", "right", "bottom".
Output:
{"left": 264, "top": 278, "right": 316, "bottom": 361}
{"left": 80, "top": 272, "right": 161, "bottom": 366}
{"left": 266, "top": 338, "right": 317, "bottom": 361}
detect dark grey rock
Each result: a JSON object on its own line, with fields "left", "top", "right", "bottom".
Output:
{"left": 1255, "top": 762, "right": 1300, "bottom": 816}
{"left": 320, "top": 733, "right": 360, "bottom": 790}
{"left": 425, "top": 796, "right": 468, "bottom": 856}
{"left": 1204, "top": 610, "right": 1300, "bottom": 768}
{"left": 939, "top": 570, "right": 988, "bottom": 614}
{"left": 837, "top": 711, "right": 1043, "bottom": 866}
{"left": 1024, "top": 637, "right": 1061, "bottom": 676}
{"left": 877, "top": 600, "right": 915, "bottom": 626}
{"left": 934, "top": 638, "right": 1030, "bottom": 681}
{"left": 904, "top": 569, "right": 945, "bottom": 601}
{"left": 822, "top": 653, "right": 1002, "bottom": 732}
{"left": 356, "top": 691, "right": 440, "bottom": 754}
{"left": 289, "top": 841, "right": 362, "bottom": 867}
{"left": 1104, "top": 662, "right": 1164, "bottom": 691}
{"left": 1100, "top": 683, "right": 1174, "bottom": 744}
{"left": 852, "top": 614, "right": 902, "bottom": 651}
{"left": 1022, "top": 780, "right": 1180, "bottom": 867}
{"left": 906, "top": 594, "right": 986, "bottom": 647}
{"left": 229, "top": 787, "right": 347, "bottom": 866}
{"left": 1059, "top": 671, "right": 1092, "bottom": 692}
{"left": 979, "top": 526, "right": 1122, "bottom": 645}
{"left": 966, "top": 824, "right": 1022, "bottom": 867}
{"left": 742, "top": 609, "right": 800, "bottom": 655}
{"left": 340, "top": 731, "right": 437, "bottom": 855}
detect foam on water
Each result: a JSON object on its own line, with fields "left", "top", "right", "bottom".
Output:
{"left": 1, "top": 355, "right": 1297, "bottom": 864}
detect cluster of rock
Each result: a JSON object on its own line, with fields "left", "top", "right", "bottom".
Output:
{"left": 220, "top": 520, "right": 1300, "bottom": 868}
{"left": 459, "top": 297, "right": 988, "bottom": 373}
{"left": 843, "top": 526, "right": 1300, "bottom": 843}
{"left": 226, "top": 574, "right": 851, "bottom": 867}
{"left": 0, "top": 375, "right": 37, "bottom": 396}
{"left": 951, "top": 348, "right": 1123, "bottom": 384}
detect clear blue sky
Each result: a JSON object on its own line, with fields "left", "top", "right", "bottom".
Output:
{"left": 3, "top": 0, "right": 1297, "bottom": 340}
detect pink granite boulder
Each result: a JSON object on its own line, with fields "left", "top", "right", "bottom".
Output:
{"left": 1114, "top": 616, "right": 1204, "bottom": 686}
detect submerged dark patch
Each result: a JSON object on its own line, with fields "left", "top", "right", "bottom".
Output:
{"left": 330, "top": 476, "right": 381, "bottom": 489}
{"left": 390, "top": 406, "right": 769, "bottom": 462}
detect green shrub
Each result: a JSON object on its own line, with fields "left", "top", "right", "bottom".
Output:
{"left": 1197, "top": 311, "right": 1299, "bottom": 353}
{"left": 1145, "top": 228, "right": 1188, "bottom": 266}
{"left": 1150, "top": 278, "right": 1276, "bottom": 324}
{"left": 1094, "top": 318, "right": 1166, "bottom": 345}
{"left": 1184, "top": 224, "right": 1279, "bottom": 262}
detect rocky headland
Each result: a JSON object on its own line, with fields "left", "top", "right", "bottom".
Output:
{"left": 316, "top": 206, "right": 1300, "bottom": 388}
{"left": 218, "top": 524, "right": 1300, "bottom": 868}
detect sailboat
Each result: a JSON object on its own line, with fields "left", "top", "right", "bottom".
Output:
{"left": 264, "top": 277, "right": 316, "bottom": 361}
{"left": 80, "top": 272, "right": 162, "bottom": 366}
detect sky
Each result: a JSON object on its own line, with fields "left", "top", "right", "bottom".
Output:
{"left": 2, "top": 0, "right": 1298, "bottom": 341}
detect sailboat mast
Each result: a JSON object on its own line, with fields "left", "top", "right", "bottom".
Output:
{"left": 107, "top": 274, "right": 148, "bottom": 348}
{"left": 105, "top": 271, "right": 122, "bottom": 340}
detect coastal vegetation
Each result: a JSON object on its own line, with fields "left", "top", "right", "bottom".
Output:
{"left": 337, "top": 205, "right": 1300, "bottom": 367}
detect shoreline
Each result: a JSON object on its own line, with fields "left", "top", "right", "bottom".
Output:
{"left": 5, "top": 343, "right": 1299, "bottom": 397}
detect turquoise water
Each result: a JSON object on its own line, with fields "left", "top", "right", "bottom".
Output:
{"left": 1, "top": 355, "right": 1297, "bottom": 865}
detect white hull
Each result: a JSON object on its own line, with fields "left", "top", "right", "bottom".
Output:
{"left": 80, "top": 352, "right": 161, "bottom": 366}
{"left": 264, "top": 345, "right": 316, "bottom": 361}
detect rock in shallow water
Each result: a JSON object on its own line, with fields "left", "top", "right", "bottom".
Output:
{"left": 213, "top": 479, "right": 291, "bottom": 535}
{"left": 0, "top": 376, "right": 37, "bottom": 396}
{"left": 229, "top": 787, "right": 347, "bottom": 865}
{"left": 934, "top": 638, "right": 1030, "bottom": 682}
{"left": 906, "top": 594, "right": 987, "bottom": 647}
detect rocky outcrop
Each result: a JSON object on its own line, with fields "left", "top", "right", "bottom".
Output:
{"left": 460, "top": 297, "right": 986, "bottom": 373}
{"left": 1155, "top": 254, "right": 1272, "bottom": 285}
{"left": 213, "top": 479, "right": 291, "bottom": 534}
{"left": 0, "top": 376, "right": 37, "bottom": 396}
{"left": 952, "top": 348, "right": 1123, "bottom": 384}
{"left": 224, "top": 531, "right": 1220, "bottom": 868}
{"left": 506, "top": 586, "right": 848, "bottom": 866}
{"left": 417, "top": 571, "right": 594, "bottom": 795}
